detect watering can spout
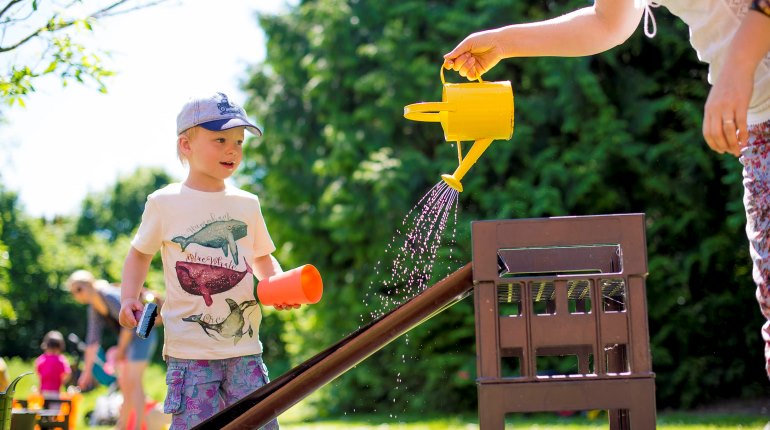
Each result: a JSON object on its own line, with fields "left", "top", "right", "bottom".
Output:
{"left": 441, "top": 174, "right": 463, "bottom": 192}
{"left": 441, "top": 138, "right": 494, "bottom": 193}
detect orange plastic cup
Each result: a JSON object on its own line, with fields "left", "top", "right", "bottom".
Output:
{"left": 257, "top": 264, "right": 323, "bottom": 306}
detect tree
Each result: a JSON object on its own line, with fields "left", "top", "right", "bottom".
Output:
{"left": 0, "top": 0, "right": 168, "bottom": 106}
{"left": 75, "top": 166, "right": 173, "bottom": 241}
{"left": 240, "top": 0, "right": 764, "bottom": 412}
{"left": 0, "top": 187, "right": 83, "bottom": 357}
{"left": 0, "top": 187, "right": 14, "bottom": 321}
{"left": 0, "top": 166, "right": 171, "bottom": 359}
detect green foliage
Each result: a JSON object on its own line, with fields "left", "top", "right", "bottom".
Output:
{"left": 0, "top": 0, "right": 766, "bottom": 416}
{"left": 239, "top": 0, "right": 765, "bottom": 413}
{"left": 0, "top": 195, "right": 14, "bottom": 320}
{"left": 0, "top": 168, "right": 169, "bottom": 358}
{"left": 0, "top": 187, "right": 83, "bottom": 357}
{"left": 75, "top": 167, "right": 173, "bottom": 241}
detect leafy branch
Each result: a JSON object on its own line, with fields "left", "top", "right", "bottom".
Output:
{"left": 0, "top": 0, "right": 171, "bottom": 106}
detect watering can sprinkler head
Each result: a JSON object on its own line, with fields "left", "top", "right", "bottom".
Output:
{"left": 403, "top": 67, "right": 514, "bottom": 193}
{"left": 441, "top": 174, "right": 464, "bottom": 193}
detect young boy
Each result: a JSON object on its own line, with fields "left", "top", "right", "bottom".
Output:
{"left": 118, "top": 92, "right": 285, "bottom": 429}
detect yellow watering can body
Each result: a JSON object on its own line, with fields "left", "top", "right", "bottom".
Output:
{"left": 404, "top": 68, "right": 514, "bottom": 192}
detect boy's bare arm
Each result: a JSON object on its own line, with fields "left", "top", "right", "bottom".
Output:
{"left": 444, "top": 0, "right": 645, "bottom": 79}
{"left": 253, "top": 254, "right": 282, "bottom": 281}
{"left": 119, "top": 246, "right": 154, "bottom": 328}
{"left": 253, "top": 254, "right": 300, "bottom": 310}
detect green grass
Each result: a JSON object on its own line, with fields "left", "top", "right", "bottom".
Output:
{"left": 276, "top": 412, "right": 769, "bottom": 429}
{"left": 276, "top": 414, "right": 768, "bottom": 429}
{"left": 5, "top": 357, "right": 768, "bottom": 429}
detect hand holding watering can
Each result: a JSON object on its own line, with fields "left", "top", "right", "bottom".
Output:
{"left": 257, "top": 264, "right": 323, "bottom": 309}
{"left": 404, "top": 67, "right": 514, "bottom": 192}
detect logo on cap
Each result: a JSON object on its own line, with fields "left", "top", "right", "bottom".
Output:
{"left": 216, "top": 93, "right": 242, "bottom": 116}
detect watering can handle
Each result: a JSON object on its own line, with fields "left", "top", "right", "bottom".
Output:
{"left": 403, "top": 67, "right": 483, "bottom": 122}
{"left": 440, "top": 65, "right": 483, "bottom": 84}
{"left": 403, "top": 102, "right": 453, "bottom": 122}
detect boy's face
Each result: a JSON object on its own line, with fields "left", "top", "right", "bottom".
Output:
{"left": 181, "top": 126, "right": 245, "bottom": 184}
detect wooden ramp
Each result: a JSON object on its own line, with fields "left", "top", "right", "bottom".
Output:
{"left": 196, "top": 263, "right": 474, "bottom": 429}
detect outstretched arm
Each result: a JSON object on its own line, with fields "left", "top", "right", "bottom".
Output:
{"left": 443, "top": 0, "right": 645, "bottom": 80}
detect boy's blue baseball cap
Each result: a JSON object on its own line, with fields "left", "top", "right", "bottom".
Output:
{"left": 176, "top": 92, "right": 262, "bottom": 136}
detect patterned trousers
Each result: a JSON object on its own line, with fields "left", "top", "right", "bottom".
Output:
{"left": 740, "top": 119, "right": 770, "bottom": 379}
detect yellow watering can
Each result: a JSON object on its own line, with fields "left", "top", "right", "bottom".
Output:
{"left": 404, "top": 67, "right": 514, "bottom": 192}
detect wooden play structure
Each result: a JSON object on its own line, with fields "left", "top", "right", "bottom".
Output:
{"left": 473, "top": 214, "right": 656, "bottom": 428}
{"left": 199, "top": 213, "right": 656, "bottom": 429}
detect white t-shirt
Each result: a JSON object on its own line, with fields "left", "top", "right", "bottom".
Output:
{"left": 644, "top": 0, "right": 770, "bottom": 124}
{"left": 131, "top": 183, "right": 276, "bottom": 360}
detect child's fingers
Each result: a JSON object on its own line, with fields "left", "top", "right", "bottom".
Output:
{"left": 119, "top": 311, "right": 131, "bottom": 328}
{"left": 120, "top": 301, "right": 142, "bottom": 328}
{"left": 273, "top": 303, "right": 301, "bottom": 311}
{"left": 130, "top": 303, "right": 142, "bottom": 326}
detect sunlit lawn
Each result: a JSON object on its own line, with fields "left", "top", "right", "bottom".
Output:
{"left": 5, "top": 357, "right": 768, "bottom": 429}
{"left": 277, "top": 412, "right": 768, "bottom": 429}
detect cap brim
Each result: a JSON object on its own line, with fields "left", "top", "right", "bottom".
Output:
{"left": 199, "top": 118, "right": 262, "bottom": 136}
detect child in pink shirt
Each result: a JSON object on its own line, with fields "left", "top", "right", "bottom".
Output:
{"left": 34, "top": 330, "right": 72, "bottom": 397}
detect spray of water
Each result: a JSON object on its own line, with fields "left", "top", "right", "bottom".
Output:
{"left": 347, "top": 181, "right": 462, "bottom": 420}
{"left": 361, "top": 181, "right": 461, "bottom": 323}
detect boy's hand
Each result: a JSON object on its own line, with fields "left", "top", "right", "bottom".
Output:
{"left": 119, "top": 298, "right": 144, "bottom": 328}
{"left": 274, "top": 303, "right": 301, "bottom": 311}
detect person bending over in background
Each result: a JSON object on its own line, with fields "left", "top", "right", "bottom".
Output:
{"left": 67, "top": 270, "right": 158, "bottom": 430}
